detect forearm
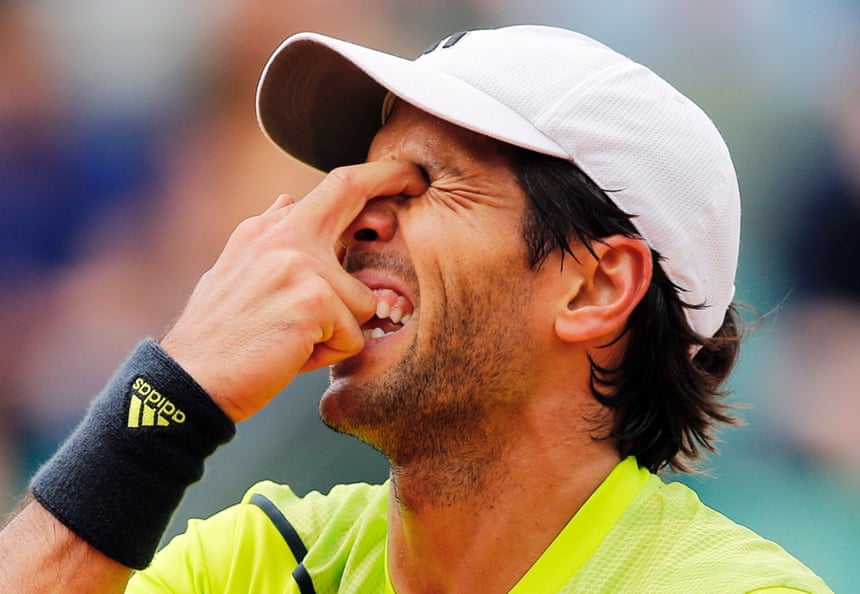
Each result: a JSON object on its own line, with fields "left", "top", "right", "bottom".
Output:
{"left": 0, "top": 496, "right": 131, "bottom": 593}
{"left": 0, "top": 340, "right": 235, "bottom": 592}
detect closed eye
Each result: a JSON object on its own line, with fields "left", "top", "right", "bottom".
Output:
{"left": 416, "top": 164, "right": 431, "bottom": 185}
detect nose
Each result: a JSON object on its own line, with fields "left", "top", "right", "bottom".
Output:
{"left": 342, "top": 198, "right": 398, "bottom": 247}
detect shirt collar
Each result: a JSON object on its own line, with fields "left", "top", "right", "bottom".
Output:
{"left": 383, "top": 456, "right": 650, "bottom": 593}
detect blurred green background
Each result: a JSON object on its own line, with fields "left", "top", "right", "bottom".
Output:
{"left": 2, "top": 1, "right": 858, "bottom": 591}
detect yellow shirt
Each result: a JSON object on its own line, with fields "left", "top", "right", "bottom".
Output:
{"left": 128, "top": 457, "right": 831, "bottom": 593}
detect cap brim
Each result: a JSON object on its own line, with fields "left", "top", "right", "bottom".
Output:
{"left": 256, "top": 32, "right": 567, "bottom": 172}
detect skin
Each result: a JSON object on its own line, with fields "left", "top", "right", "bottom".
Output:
{"left": 0, "top": 158, "right": 428, "bottom": 593}
{"left": 0, "top": 103, "right": 653, "bottom": 593}
{"left": 322, "top": 106, "right": 548, "bottom": 497}
{"left": 326, "top": 104, "right": 653, "bottom": 593}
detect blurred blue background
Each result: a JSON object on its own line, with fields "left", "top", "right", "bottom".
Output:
{"left": 2, "top": 1, "right": 858, "bottom": 591}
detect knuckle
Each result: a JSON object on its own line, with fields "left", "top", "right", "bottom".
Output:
{"left": 285, "top": 273, "right": 335, "bottom": 309}
{"left": 288, "top": 317, "right": 325, "bottom": 344}
{"left": 327, "top": 165, "right": 360, "bottom": 192}
{"left": 232, "top": 214, "right": 267, "bottom": 240}
{"left": 274, "top": 250, "right": 315, "bottom": 280}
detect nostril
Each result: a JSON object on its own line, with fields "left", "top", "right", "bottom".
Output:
{"left": 354, "top": 228, "right": 379, "bottom": 242}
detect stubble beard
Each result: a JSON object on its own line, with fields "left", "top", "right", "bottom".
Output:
{"left": 321, "top": 268, "right": 535, "bottom": 507}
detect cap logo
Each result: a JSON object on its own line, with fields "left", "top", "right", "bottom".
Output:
{"left": 421, "top": 31, "right": 469, "bottom": 56}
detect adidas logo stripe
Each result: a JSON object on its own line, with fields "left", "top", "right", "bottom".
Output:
{"left": 127, "top": 377, "right": 186, "bottom": 428}
{"left": 128, "top": 395, "right": 170, "bottom": 427}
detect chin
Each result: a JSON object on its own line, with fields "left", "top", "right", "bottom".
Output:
{"left": 318, "top": 376, "right": 372, "bottom": 434}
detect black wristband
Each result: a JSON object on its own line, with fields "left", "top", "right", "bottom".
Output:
{"left": 30, "top": 338, "right": 236, "bottom": 569}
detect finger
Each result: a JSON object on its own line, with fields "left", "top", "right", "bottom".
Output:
{"left": 301, "top": 338, "right": 363, "bottom": 373}
{"left": 288, "top": 160, "right": 427, "bottom": 247}
{"left": 300, "top": 318, "right": 366, "bottom": 373}
{"left": 263, "top": 193, "right": 295, "bottom": 215}
{"left": 296, "top": 284, "right": 369, "bottom": 373}
{"left": 334, "top": 239, "right": 347, "bottom": 265}
{"left": 318, "top": 260, "right": 377, "bottom": 324}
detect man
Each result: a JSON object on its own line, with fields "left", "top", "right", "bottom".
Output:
{"left": 0, "top": 25, "right": 832, "bottom": 593}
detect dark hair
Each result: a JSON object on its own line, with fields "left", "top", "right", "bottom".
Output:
{"left": 509, "top": 148, "right": 742, "bottom": 473}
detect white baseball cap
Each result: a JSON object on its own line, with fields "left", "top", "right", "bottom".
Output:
{"left": 256, "top": 25, "right": 741, "bottom": 339}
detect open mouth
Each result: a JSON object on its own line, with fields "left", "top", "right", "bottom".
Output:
{"left": 362, "top": 288, "right": 414, "bottom": 339}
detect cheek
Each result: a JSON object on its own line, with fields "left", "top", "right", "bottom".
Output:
{"left": 398, "top": 202, "right": 532, "bottom": 301}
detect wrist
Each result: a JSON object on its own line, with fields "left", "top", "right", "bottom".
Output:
{"left": 30, "top": 338, "right": 235, "bottom": 569}
{"left": 158, "top": 332, "right": 247, "bottom": 422}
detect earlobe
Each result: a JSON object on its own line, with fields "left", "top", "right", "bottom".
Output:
{"left": 554, "top": 237, "right": 652, "bottom": 344}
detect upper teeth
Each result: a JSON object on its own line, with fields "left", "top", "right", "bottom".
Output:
{"left": 364, "top": 290, "right": 413, "bottom": 339}
{"left": 376, "top": 300, "right": 391, "bottom": 319}
{"left": 376, "top": 299, "right": 411, "bottom": 325}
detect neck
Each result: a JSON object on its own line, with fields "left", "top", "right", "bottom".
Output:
{"left": 385, "top": 407, "right": 620, "bottom": 594}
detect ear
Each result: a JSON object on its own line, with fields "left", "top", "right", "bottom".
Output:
{"left": 554, "top": 236, "right": 653, "bottom": 344}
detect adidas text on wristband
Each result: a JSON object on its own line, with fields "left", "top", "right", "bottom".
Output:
{"left": 30, "top": 338, "right": 236, "bottom": 569}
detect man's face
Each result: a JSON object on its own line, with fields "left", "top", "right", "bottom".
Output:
{"left": 320, "top": 103, "right": 555, "bottom": 464}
